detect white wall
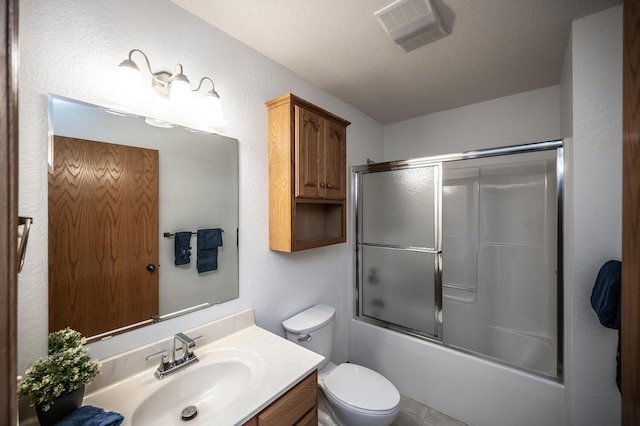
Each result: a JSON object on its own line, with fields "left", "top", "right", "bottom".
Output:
{"left": 559, "top": 30, "right": 575, "bottom": 426}
{"left": 383, "top": 85, "right": 560, "bottom": 161}
{"left": 18, "top": 0, "right": 384, "bottom": 375}
{"left": 570, "top": 6, "right": 622, "bottom": 425}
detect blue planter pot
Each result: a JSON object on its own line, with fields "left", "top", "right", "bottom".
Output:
{"left": 35, "top": 385, "right": 85, "bottom": 426}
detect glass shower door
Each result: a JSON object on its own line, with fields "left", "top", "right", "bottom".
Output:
{"left": 356, "top": 164, "right": 441, "bottom": 339}
{"left": 353, "top": 141, "right": 562, "bottom": 380}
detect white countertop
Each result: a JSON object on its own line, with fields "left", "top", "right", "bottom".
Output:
{"left": 83, "top": 320, "right": 324, "bottom": 425}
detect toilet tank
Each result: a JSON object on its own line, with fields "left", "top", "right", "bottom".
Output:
{"left": 283, "top": 305, "right": 335, "bottom": 368}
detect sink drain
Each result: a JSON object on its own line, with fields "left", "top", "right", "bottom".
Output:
{"left": 181, "top": 405, "right": 198, "bottom": 421}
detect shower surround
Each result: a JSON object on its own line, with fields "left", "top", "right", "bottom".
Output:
{"left": 351, "top": 142, "right": 564, "bottom": 426}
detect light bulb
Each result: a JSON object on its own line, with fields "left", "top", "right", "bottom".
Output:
{"left": 169, "top": 74, "right": 192, "bottom": 107}
{"left": 117, "top": 59, "right": 142, "bottom": 100}
{"left": 200, "top": 90, "right": 226, "bottom": 127}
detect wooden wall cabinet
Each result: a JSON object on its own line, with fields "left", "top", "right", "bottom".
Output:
{"left": 243, "top": 370, "right": 318, "bottom": 426}
{"left": 267, "top": 93, "right": 350, "bottom": 252}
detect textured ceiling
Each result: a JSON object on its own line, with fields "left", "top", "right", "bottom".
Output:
{"left": 171, "top": 0, "right": 621, "bottom": 124}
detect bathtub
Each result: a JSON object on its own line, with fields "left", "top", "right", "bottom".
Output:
{"left": 350, "top": 319, "right": 564, "bottom": 426}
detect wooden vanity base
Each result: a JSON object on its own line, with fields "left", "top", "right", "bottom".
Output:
{"left": 243, "top": 370, "right": 317, "bottom": 426}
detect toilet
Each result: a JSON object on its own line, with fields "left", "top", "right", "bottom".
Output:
{"left": 283, "top": 305, "right": 400, "bottom": 426}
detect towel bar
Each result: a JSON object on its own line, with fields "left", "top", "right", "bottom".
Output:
{"left": 163, "top": 229, "right": 224, "bottom": 238}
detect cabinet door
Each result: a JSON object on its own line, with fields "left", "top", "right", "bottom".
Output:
{"left": 256, "top": 370, "right": 317, "bottom": 426}
{"left": 295, "top": 106, "right": 324, "bottom": 198}
{"left": 323, "top": 119, "right": 346, "bottom": 199}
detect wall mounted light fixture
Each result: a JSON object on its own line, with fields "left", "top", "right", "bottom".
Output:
{"left": 117, "top": 49, "right": 226, "bottom": 129}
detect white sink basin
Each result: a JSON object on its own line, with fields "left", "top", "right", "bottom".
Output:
{"left": 82, "top": 319, "right": 324, "bottom": 426}
{"left": 131, "top": 348, "right": 264, "bottom": 425}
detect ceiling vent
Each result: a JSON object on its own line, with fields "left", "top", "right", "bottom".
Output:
{"left": 374, "top": 0, "right": 448, "bottom": 52}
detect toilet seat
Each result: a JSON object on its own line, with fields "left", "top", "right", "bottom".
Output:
{"left": 322, "top": 363, "right": 400, "bottom": 414}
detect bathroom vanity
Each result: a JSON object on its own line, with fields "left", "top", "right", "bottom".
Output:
{"left": 80, "top": 309, "right": 323, "bottom": 425}
{"left": 243, "top": 370, "right": 317, "bottom": 425}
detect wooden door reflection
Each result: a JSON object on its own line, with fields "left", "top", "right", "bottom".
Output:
{"left": 48, "top": 136, "right": 159, "bottom": 337}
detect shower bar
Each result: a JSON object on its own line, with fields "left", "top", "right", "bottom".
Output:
{"left": 354, "top": 140, "right": 563, "bottom": 173}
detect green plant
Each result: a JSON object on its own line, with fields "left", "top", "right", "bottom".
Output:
{"left": 18, "top": 328, "right": 100, "bottom": 412}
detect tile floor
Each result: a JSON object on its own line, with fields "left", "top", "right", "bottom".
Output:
{"left": 392, "top": 394, "right": 468, "bottom": 426}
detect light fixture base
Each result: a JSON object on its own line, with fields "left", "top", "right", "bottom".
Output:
{"left": 151, "top": 71, "right": 172, "bottom": 98}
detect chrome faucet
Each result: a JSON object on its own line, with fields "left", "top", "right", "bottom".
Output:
{"left": 146, "top": 332, "right": 202, "bottom": 380}
{"left": 173, "top": 332, "right": 198, "bottom": 365}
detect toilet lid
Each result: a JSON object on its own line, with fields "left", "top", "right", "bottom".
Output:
{"left": 322, "top": 363, "right": 400, "bottom": 412}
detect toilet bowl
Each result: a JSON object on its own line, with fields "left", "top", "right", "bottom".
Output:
{"left": 283, "top": 305, "right": 400, "bottom": 426}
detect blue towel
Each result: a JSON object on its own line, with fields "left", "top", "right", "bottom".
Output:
{"left": 174, "top": 231, "right": 192, "bottom": 266}
{"left": 197, "top": 228, "right": 223, "bottom": 273}
{"left": 55, "top": 405, "right": 123, "bottom": 426}
{"left": 591, "top": 259, "right": 622, "bottom": 392}
{"left": 590, "top": 260, "right": 621, "bottom": 330}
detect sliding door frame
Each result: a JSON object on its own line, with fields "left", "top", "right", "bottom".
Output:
{"left": 352, "top": 140, "right": 564, "bottom": 381}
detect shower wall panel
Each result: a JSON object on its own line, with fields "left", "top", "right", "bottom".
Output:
{"left": 442, "top": 152, "right": 558, "bottom": 378}
{"left": 441, "top": 167, "right": 479, "bottom": 304}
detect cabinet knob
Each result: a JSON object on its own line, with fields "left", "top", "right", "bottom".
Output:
{"left": 320, "top": 182, "right": 326, "bottom": 188}
{"left": 326, "top": 183, "right": 333, "bottom": 189}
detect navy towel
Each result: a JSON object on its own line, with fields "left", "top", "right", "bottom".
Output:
{"left": 55, "top": 405, "right": 123, "bottom": 426}
{"left": 591, "top": 259, "right": 622, "bottom": 392}
{"left": 197, "top": 228, "right": 223, "bottom": 273}
{"left": 590, "top": 260, "right": 622, "bottom": 330}
{"left": 174, "top": 231, "right": 192, "bottom": 266}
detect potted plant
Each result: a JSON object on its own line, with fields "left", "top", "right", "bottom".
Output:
{"left": 18, "top": 328, "right": 100, "bottom": 425}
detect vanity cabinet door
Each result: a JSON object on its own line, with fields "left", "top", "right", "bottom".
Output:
{"left": 244, "top": 370, "right": 317, "bottom": 426}
{"left": 295, "top": 407, "right": 319, "bottom": 426}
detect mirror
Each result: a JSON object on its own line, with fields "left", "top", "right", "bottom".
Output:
{"left": 47, "top": 95, "right": 239, "bottom": 340}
